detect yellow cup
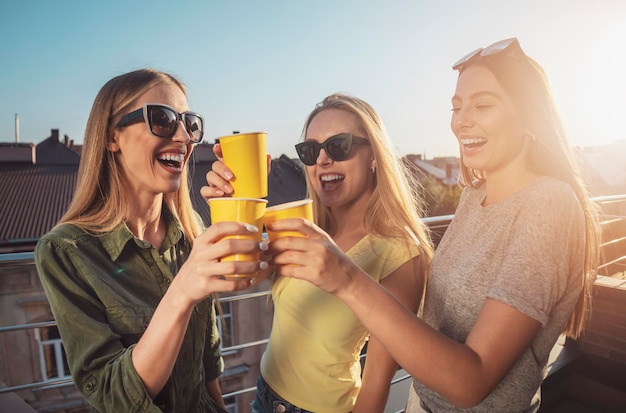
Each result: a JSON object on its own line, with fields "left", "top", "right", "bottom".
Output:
{"left": 219, "top": 131, "right": 268, "bottom": 198}
{"left": 263, "top": 199, "right": 314, "bottom": 241}
{"left": 208, "top": 197, "right": 267, "bottom": 277}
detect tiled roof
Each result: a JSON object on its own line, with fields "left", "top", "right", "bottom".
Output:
{"left": 0, "top": 164, "right": 78, "bottom": 245}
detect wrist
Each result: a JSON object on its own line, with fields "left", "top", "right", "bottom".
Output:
{"left": 166, "top": 276, "right": 201, "bottom": 311}
{"left": 336, "top": 262, "right": 366, "bottom": 303}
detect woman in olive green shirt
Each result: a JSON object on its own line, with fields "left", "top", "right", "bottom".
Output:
{"left": 35, "top": 69, "right": 264, "bottom": 413}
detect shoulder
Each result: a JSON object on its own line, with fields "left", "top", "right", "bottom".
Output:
{"left": 36, "top": 223, "right": 113, "bottom": 260}
{"left": 37, "top": 223, "right": 90, "bottom": 248}
{"left": 519, "top": 177, "right": 582, "bottom": 217}
{"left": 368, "top": 234, "right": 419, "bottom": 257}
{"left": 458, "top": 183, "right": 486, "bottom": 206}
{"left": 509, "top": 178, "right": 584, "bottom": 241}
{"left": 528, "top": 176, "right": 577, "bottom": 202}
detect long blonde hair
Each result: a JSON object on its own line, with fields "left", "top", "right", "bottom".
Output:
{"left": 59, "top": 68, "right": 201, "bottom": 242}
{"left": 458, "top": 53, "right": 600, "bottom": 339}
{"left": 301, "top": 93, "right": 434, "bottom": 279}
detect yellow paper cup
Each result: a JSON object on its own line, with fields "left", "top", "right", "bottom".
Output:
{"left": 208, "top": 197, "right": 267, "bottom": 277}
{"left": 219, "top": 131, "right": 268, "bottom": 198}
{"left": 263, "top": 199, "right": 313, "bottom": 241}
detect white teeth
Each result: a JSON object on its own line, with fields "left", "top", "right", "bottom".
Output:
{"left": 158, "top": 153, "right": 185, "bottom": 162}
{"left": 461, "top": 138, "right": 487, "bottom": 145}
{"left": 321, "top": 174, "right": 344, "bottom": 182}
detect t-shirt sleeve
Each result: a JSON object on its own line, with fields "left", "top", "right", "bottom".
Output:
{"left": 487, "top": 186, "right": 585, "bottom": 325}
{"left": 374, "top": 237, "right": 422, "bottom": 282}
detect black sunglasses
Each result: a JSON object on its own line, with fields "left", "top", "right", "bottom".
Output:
{"left": 452, "top": 38, "right": 523, "bottom": 72}
{"left": 117, "top": 103, "right": 204, "bottom": 143}
{"left": 295, "top": 133, "right": 370, "bottom": 166}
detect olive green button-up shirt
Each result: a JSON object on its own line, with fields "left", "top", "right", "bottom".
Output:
{"left": 35, "top": 215, "right": 225, "bottom": 413}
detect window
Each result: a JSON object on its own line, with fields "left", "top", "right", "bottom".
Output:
{"left": 35, "top": 326, "right": 70, "bottom": 381}
{"left": 224, "top": 396, "right": 237, "bottom": 413}
{"left": 218, "top": 300, "right": 235, "bottom": 352}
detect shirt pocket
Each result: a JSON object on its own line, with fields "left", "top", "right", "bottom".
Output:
{"left": 106, "top": 305, "right": 154, "bottom": 347}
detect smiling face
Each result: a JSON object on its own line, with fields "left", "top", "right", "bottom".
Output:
{"left": 451, "top": 64, "right": 530, "bottom": 180}
{"left": 304, "top": 109, "right": 375, "bottom": 211}
{"left": 110, "top": 84, "right": 194, "bottom": 199}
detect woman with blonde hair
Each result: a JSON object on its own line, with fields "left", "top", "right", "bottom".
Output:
{"left": 273, "top": 39, "right": 600, "bottom": 412}
{"left": 206, "top": 92, "right": 434, "bottom": 412}
{"left": 36, "top": 68, "right": 264, "bottom": 413}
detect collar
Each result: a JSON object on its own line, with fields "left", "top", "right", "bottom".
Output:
{"left": 100, "top": 208, "right": 185, "bottom": 261}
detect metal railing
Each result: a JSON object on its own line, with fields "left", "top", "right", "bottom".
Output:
{"left": 2, "top": 194, "right": 625, "bottom": 410}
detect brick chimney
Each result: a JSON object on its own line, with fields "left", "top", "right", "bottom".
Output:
{"left": 51, "top": 129, "right": 60, "bottom": 142}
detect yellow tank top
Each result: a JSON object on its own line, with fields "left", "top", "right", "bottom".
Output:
{"left": 260, "top": 234, "right": 419, "bottom": 412}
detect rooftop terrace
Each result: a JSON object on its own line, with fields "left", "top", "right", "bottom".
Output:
{"left": 2, "top": 196, "right": 626, "bottom": 412}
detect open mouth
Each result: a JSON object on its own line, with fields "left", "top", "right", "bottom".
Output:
{"left": 320, "top": 174, "right": 345, "bottom": 190}
{"left": 157, "top": 153, "right": 185, "bottom": 171}
{"left": 461, "top": 137, "right": 487, "bottom": 150}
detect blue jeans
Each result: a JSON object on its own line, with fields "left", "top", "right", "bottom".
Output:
{"left": 250, "top": 375, "right": 315, "bottom": 413}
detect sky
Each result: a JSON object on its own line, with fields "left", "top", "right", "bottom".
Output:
{"left": 1, "top": 0, "right": 625, "bottom": 159}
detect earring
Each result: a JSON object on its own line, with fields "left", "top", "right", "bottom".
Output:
{"left": 371, "top": 165, "right": 376, "bottom": 174}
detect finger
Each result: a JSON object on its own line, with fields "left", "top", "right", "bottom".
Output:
{"left": 199, "top": 222, "right": 260, "bottom": 244}
{"left": 213, "top": 143, "right": 223, "bottom": 159}
{"left": 200, "top": 184, "right": 226, "bottom": 199}
{"left": 266, "top": 154, "right": 272, "bottom": 175}
{"left": 273, "top": 261, "right": 315, "bottom": 284}
{"left": 265, "top": 217, "right": 321, "bottom": 238}
{"left": 205, "top": 168, "right": 233, "bottom": 195}
{"left": 211, "top": 260, "right": 263, "bottom": 278}
{"left": 211, "top": 160, "right": 234, "bottom": 183}
{"left": 210, "top": 239, "right": 265, "bottom": 263}
{"left": 270, "top": 248, "right": 310, "bottom": 268}
{"left": 205, "top": 169, "right": 229, "bottom": 189}
{"left": 206, "top": 275, "right": 257, "bottom": 292}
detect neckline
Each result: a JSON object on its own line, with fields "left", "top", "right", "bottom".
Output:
{"left": 480, "top": 175, "right": 548, "bottom": 208}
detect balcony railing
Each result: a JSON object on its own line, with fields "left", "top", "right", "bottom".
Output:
{"left": 1, "top": 194, "right": 625, "bottom": 412}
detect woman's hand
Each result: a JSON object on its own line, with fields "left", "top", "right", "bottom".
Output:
{"left": 266, "top": 218, "right": 361, "bottom": 296}
{"left": 201, "top": 143, "right": 234, "bottom": 198}
{"left": 200, "top": 143, "right": 272, "bottom": 199}
{"left": 170, "top": 222, "right": 267, "bottom": 306}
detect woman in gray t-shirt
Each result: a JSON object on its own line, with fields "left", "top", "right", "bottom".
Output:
{"left": 269, "top": 38, "right": 600, "bottom": 413}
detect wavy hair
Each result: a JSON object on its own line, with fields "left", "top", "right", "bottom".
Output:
{"left": 58, "top": 68, "right": 201, "bottom": 242}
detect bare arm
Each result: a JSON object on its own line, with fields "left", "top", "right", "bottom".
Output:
{"left": 334, "top": 267, "right": 540, "bottom": 408}
{"left": 353, "top": 257, "right": 424, "bottom": 412}
{"left": 269, "top": 218, "right": 541, "bottom": 408}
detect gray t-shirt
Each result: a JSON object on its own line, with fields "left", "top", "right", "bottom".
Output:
{"left": 412, "top": 176, "right": 585, "bottom": 412}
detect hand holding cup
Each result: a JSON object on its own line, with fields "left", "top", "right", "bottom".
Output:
{"left": 263, "top": 199, "right": 314, "bottom": 242}
{"left": 208, "top": 197, "right": 268, "bottom": 278}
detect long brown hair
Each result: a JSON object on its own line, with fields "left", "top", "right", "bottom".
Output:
{"left": 59, "top": 68, "right": 201, "bottom": 242}
{"left": 458, "top": 50, "right": 600, "bottom": 339}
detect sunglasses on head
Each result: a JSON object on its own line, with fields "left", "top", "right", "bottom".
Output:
{"left": 452, "top": 38, "right": 524, "bottom": 72}
{"left": 295, "top": 132, "right": 370, "bottom": 166}
{"left": 117, "top": 103, "right": 204, "bottom": 143}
